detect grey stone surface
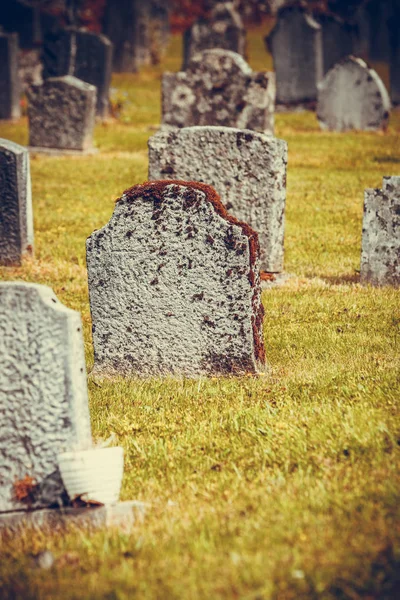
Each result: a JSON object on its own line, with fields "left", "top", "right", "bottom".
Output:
{"left": 0, "top": 283, "right": 91, "bottom": 513}
{"left": 183, "top": 2, "right": 246, "bottom": 70}
{"left": 0, "top": 31, "right": 20, "bottom": 120}
{"left": 148, "top": 126, "right": 287, "bottom": 272}
{"left": 162, "top": 50, "right": 275, "bottom": 134}
{"left": 361, "top": 176, "right": 400, "bottom": 287}
{"left": 317, "top": 56, "right": 391, "bottom": 132}
{"left": 0, "top": 501, "right": 146, "bottom": 534}
{"left": 42, "top": 28, "right": 113, "bottom": 118}
{"left": 87, "top": 181, "right": 266, "bottom": 378}
{"left": 0, "top": 139, "right": 33, "bottom": 266}
{"left": 266, "top": 4, "right": 323, "bottom": 106}
{"left": 317, "top": 14, "right": 355, "bottom": 75}
{"left": 27, "top": 76, "right": 96, "bottom": 151}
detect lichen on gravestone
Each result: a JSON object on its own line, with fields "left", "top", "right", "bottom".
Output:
{"left": 0, "top": 283, "right": 92, "bottom": 513}
{"left": 86, "top": 180, "right": 266, "bottom": 378}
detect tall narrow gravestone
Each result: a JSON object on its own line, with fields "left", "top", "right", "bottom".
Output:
{"left": 317, "top": 14, "right": 355, "bottom": 75}
{"left": 0, "top": 139, "right": 34, "bottom": 266}
{"left": 0, "top": 283, "right": 92, "bottom": 513}
{"left": 317, "top": 57, "right": 391, "bottom": 132}
{"left": 87, "top": 181, "right": 266, "bottom": 378}
{"left": 266, "top": 4, "right": 323, "bottom": 107}
{"left": 42, "top": 28, "right": 113, "bottom": 118}
{"left": 0, "top": 31, "right": 20, "bottom": 120}
{"left": 162, "top": 50, "right": 275, "bottom": 134}
{"left": 183, "top": 2, "right": 246, "bottom": 70}
{"left": 27, "top": 76, "right": 96, "bottom": 152}
{"left": 148, "top": 127, "right": 287, "bottom": 273}
{"left": 389, "top": 7, "right": 400, "bottom": 106}
{"left": 361, "top": 177, "right": 400, "bottom": 287}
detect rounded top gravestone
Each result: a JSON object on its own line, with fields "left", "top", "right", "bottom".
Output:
{"left": 317, "top": 56, "right": 391, "bottom": 132}
{"left": 86, "top": 180, "right": 266, "bottom": 378}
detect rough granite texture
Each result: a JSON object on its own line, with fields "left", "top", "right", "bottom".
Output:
{"left": 266, "top": 4, "right": 323, "bottom": 105}
{"left": 86, "top": 181, "right": 266, "bottom": 378}
{"left": 316, "top": 14, "right": 355, "bottom": 75}
{"left": 148, "top": 126, "right": 287, "bottom": 272}
{"left": 0, "top": 139, "right": 34, "bottom": 266}
{"left": 0, "top": 283, "right": 92, "bottom": 513}
{"left": 0, "top": 31, "right": 20, "bottom": 120}
{"left": 317, "top": 56, "right": 391, "bottom": 132}
{"left": 182, "top": 2, "right": 246, "bottom": 70}
{"left": 162, "top": 49, "right": 275, "bottom": 134}
{"left": 361, "top": 176, "right": 400, "bottom": 287}
{"left": 42, "top": 28, "right": 113, "bottom": 118}
{"left": 27, "top": 76, "right": 96, "bottom": 151}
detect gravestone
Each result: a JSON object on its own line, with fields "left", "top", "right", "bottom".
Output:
{"left": 361, "top": 177, "right": 400, "bottom": 287}
{"left": 0, "top": 139, "right": 33, "bottom": 266}
{"left": 317, "top": 56, "right": 391, "bottom": 132}
{"left": 266, "top": 3, "right": 323, "bottom": 106}
{"left": 0, "top": 283, "right": 92, "bottom": 513}
{"left": 389, "top": 3, "right": 400, "bottom": 105}
{"left": 150, "top": 0, "right": 170, "bottom": 63}
{"left": 0, "top": 31, "right": 20, "bottom": 120}
{"left": 317, "top": 14, "right": 355, "bottom": 74}
{"left": 27, "top": 76, "right": 96, "bottom": 152}
{"left": 183, "top": 2, "right": 246, "bottom": 70}
{"left": 42, "top": 28, "right": 113, "bottom": 118}
{"left": 86, "top": 181, "right": 266, "bottom": 378}
{"left": 148, "top": 126, "right": 287, "bottom": 273}
{"left": 367, "top": 0, "right": 390, "bottom": 62}
{"left": 162, "top": 50, "right": 275, "bottom": 134}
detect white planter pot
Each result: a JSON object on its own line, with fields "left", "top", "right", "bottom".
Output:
{"left": 57, "top": 447, "right": 124, "bottom": 505}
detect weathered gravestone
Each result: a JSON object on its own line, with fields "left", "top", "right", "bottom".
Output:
{"left": 27, "top": 76, "right": 96, "bottom": 152}
{"left": 361, "top": 177, "right": 400, "bottom": 287}
{"left": 317, "top": 56, "right": 391, "bottom": 132}
{"left": 162, "top": 50, "right": 275, "bottom": 134}
{"left": 86, "top": 181, "right": 266, "bottom": 378}
{"left": 0, "top": 30, "right": 20, "bottom": 120}
{"left": 148, "top": 126, "right": 287, "bottom": 273}
{"left": 0, "top": 283, "right": 92, "bottom": 513}
{"left": 183, "top": 2, "right": 246, "bottom": 70}
{"left": 0, "top": 139, "right": 33, "bottom": 266}
{"left": 266, "top": 3, "right": 323, "bottom": 106}
{"left": 42, "top": 28, "right": 113, "bottom": 118}
{"left": 317, "top": 13, "right": 355, "bottom": 75}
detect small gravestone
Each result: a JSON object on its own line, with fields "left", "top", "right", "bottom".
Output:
{"left": 183, "top": 2, "right": 246, "bottom": 70}
{"left": 0, "top": 139, "right": 34, "bottom": 266}
{"left": 0, "top": 283, "right": 91, "bottom": 513}
{"left": 0, "top": 31, "right": 20, "bottom": 120}
{"left": 27, "top": 76, "right": 96, "bottom": 153}
{"left": 317, "top": 13, "right": 355, "bottom": 74}
{"left": 148, "top": 126, "right": 287, "bottom": 273}
{"left": 162, "top": 49, "right": 275, "bottom": 134}
{"left": 317, "top": 56, "right": 391, "bottom": 132}
{"left": 42, "top": 28, "right": 113, "bottom": 118}
{"left": 361, "top": 177, "right": 400, "bottom": 287}
{"left": 87, "top": 181, "right": 266, "bottom": 378}
{"left": 266, "top": 3, "right": 323, "bottom": 107}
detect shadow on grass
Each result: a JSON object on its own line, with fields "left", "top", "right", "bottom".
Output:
{"left": 320, "top": 273, "right": 361, "bottom": 286}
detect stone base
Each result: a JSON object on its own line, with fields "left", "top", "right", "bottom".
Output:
{"left": 0, "top": 501, "right": 146, "bottom": 535}
{"left": 260, "top": 272, "right": 293, "bottom": 289}
{"left": 28, "top": 146, "right": 99, "bottom": 156}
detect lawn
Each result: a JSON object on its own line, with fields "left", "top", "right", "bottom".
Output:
{"left": 0, "top": 24, "right": 400, "bottom": 600}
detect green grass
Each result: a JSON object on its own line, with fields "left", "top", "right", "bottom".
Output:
{"left": 1, "top": 24, "right": 400, "bottom": 600}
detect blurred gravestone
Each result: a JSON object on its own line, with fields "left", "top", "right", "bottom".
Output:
{"left": 266, "top": 4, "right": 323, "bottom": 107}
{"left": 317, "top": 13, "right": 355, "bottom": 74}
{"left": 148, "top": 126, "right": 287, "bottom": 273}
{"left": 162, "top": 49, "right": 275, "bottom": 134}
{"left": 0, "top": 31, "right": 20, "bottom": 120}
{"left": 0, "top": 139, "right": 33, "bottom": 266}
{"left": 317, "top": 56, "right": 391, "bottom": 132}
{"left": 42, "top": 28, "right": 113, "bottom": 118}
{"left": 389, "top": 3, "right": 400, "bottom": 105}
{"left": 367, "top": 0, "right": 390, "bottom": 62}
{"left": 361, "top": 177, "right": 400, "bottom": 287}
{"left": 86, "top": 181, "right": 266, "bottom": 378}
{"left": 150, "top": 0, "right": 170, "bottom": 62}
{"left": 27, "top": 76, "right": 96, "bottom": 153}
{"left": 183, "top": 2, "right": 246, "bottom": 70}
{"left": 0, "top": 282, "right": 91, "bottom": 513}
